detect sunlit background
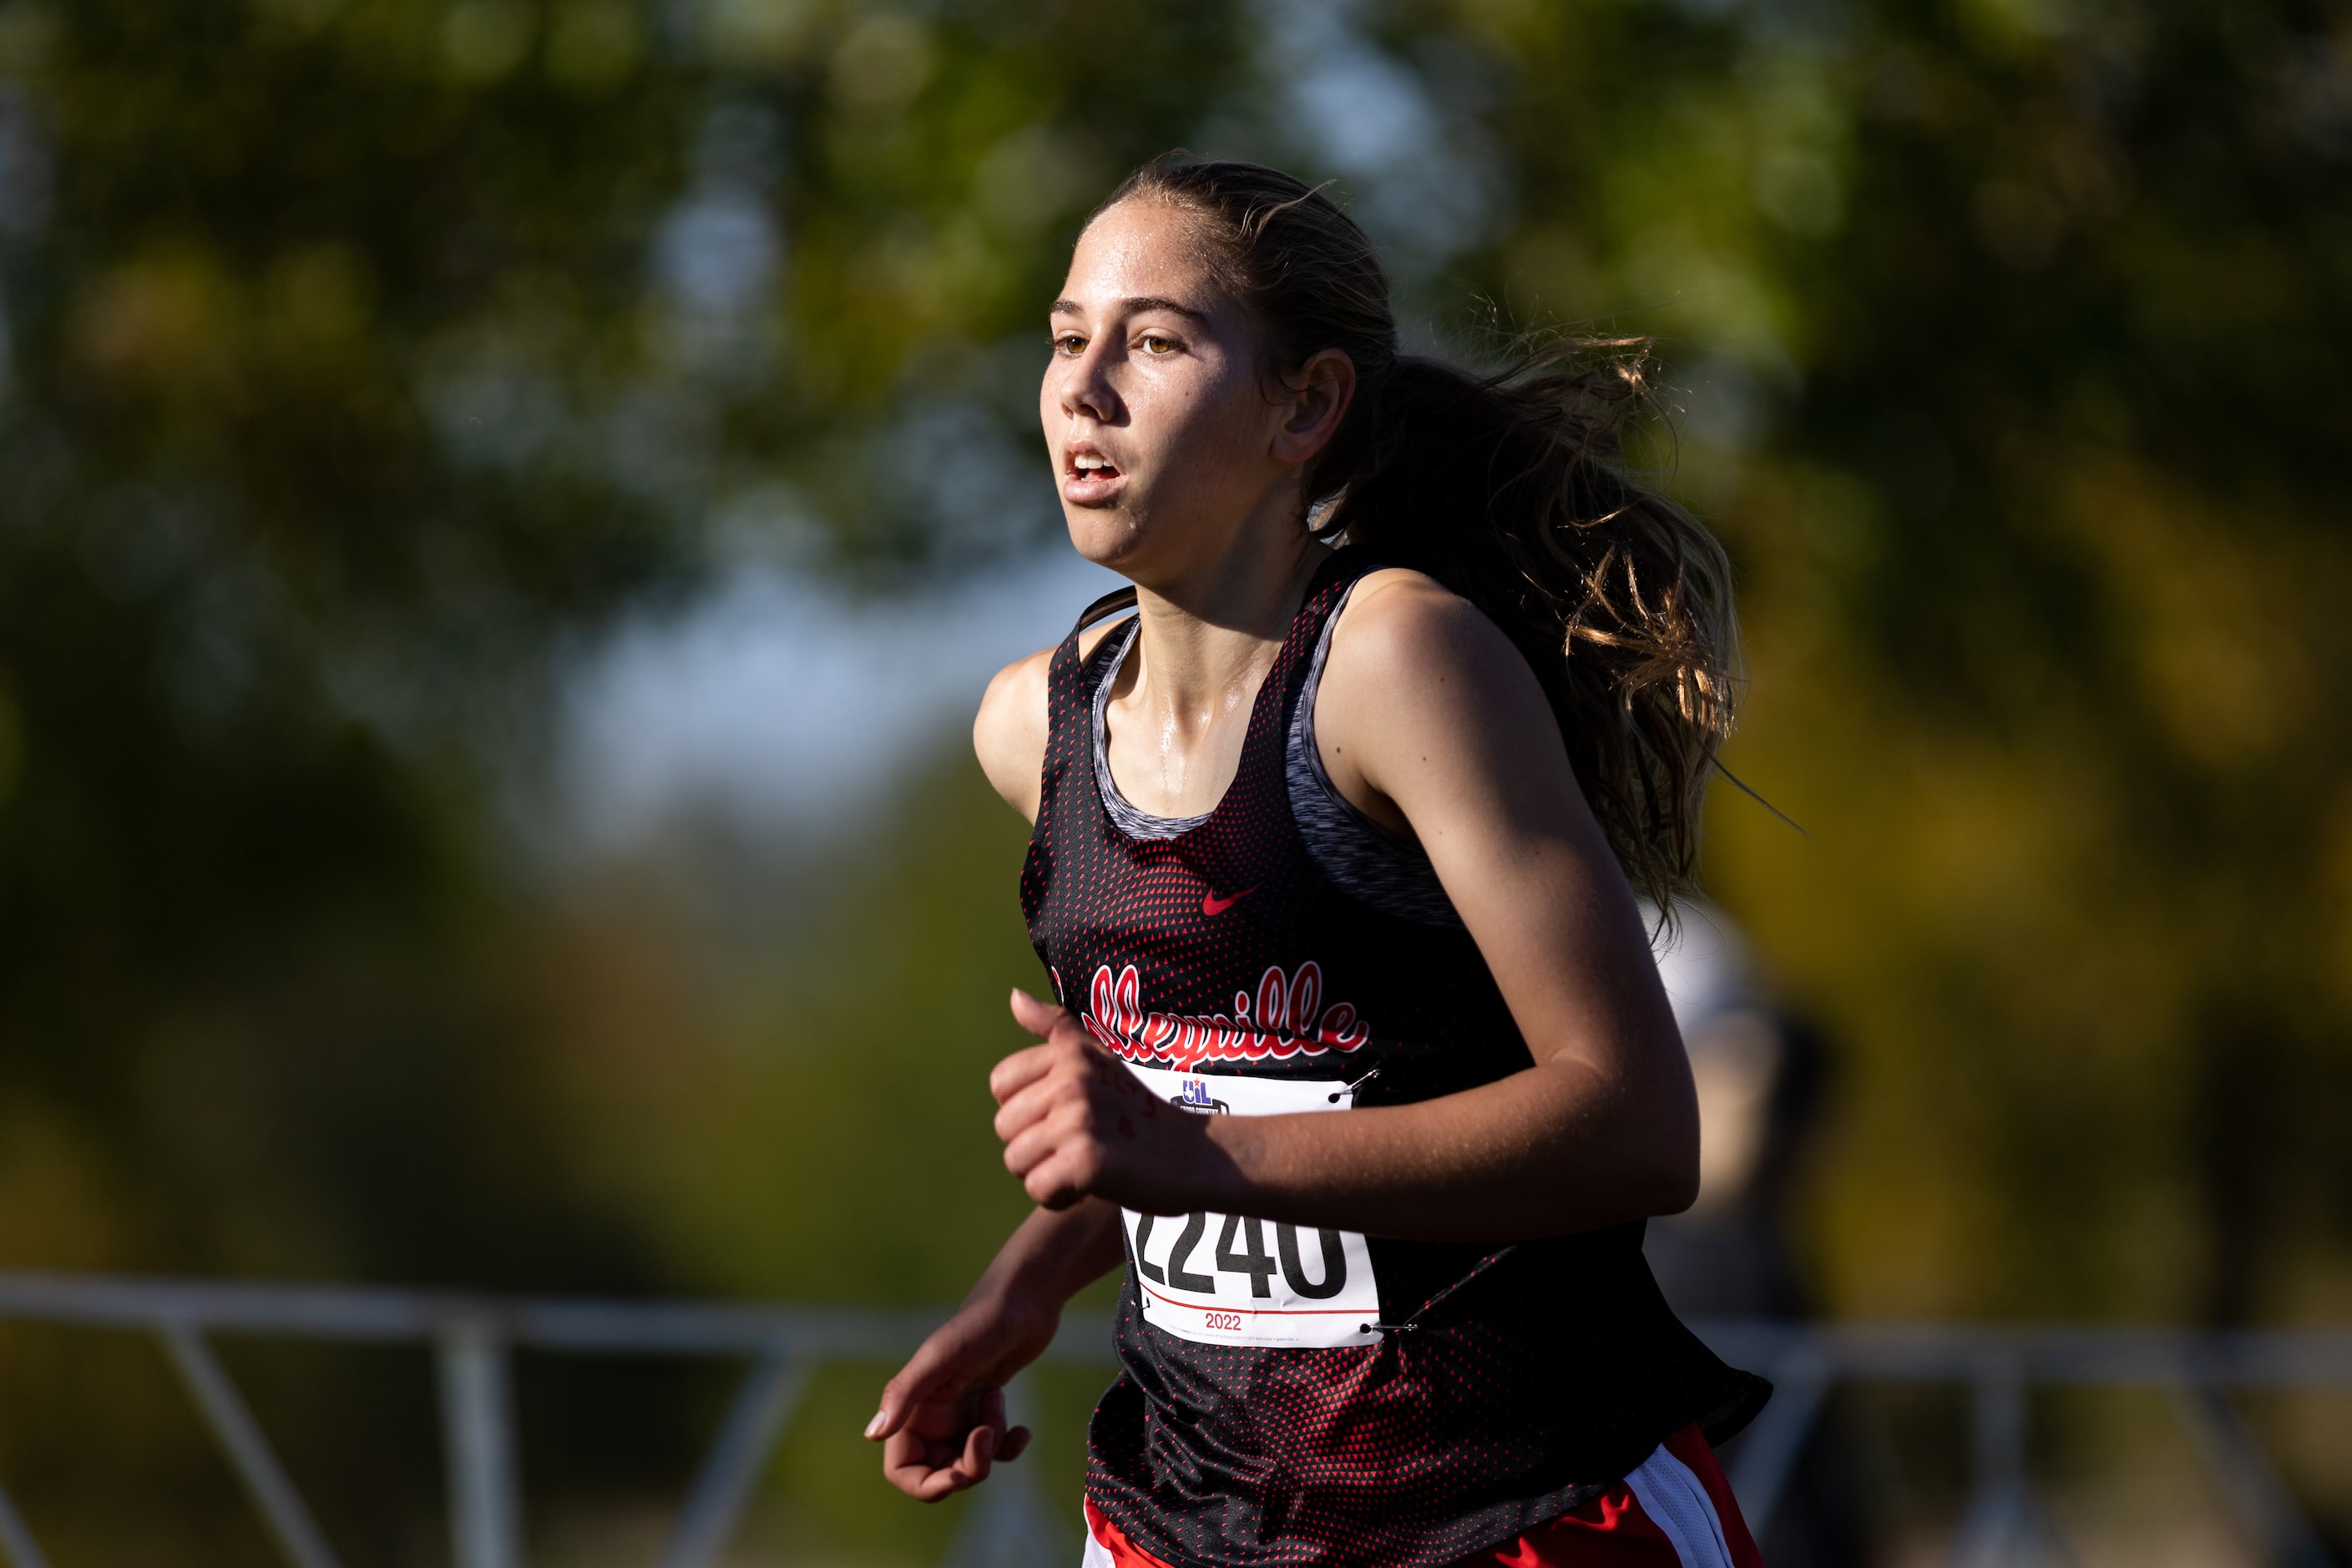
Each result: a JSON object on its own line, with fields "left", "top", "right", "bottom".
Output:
{"left": 0, "top": 0, "right": 2347, "bottom": 1561}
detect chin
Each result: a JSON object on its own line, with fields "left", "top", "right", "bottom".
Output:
{"left": 1063, "top": 508, "right": 1150, "bottom": 573}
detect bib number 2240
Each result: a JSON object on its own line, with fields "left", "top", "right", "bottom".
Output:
{"left": 1117, "top": 1064, "right": 1381, "bottom": 1349}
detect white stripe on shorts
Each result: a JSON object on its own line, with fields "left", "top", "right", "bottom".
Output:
{"left": 1621, "top": 1441, "right": 1738, "bottom": 1568}
{"left": 1080, "top": 1510, "right": 1116, "bottom": 1567}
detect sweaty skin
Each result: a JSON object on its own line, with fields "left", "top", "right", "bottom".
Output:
{"left": 869, "top": 196, "right": 1700, "bottom": 1503}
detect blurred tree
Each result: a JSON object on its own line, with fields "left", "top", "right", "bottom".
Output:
{"left": 0, "top": 0, "right": 1253, "bottom": 1276}
{"left": 1405, "top": 0, "right": 2352, "bottom": 1327}
{"left": 0, "top": 0, "right": 1252, "bottom": 1551}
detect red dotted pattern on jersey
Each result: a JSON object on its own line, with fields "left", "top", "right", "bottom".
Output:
{"left": 1023, "top": 550, "right": 1765, "bottom": 1567}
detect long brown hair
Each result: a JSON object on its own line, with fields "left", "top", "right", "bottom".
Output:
{"left": 1095, "top": 154, "right": 1740, "bottom": 910}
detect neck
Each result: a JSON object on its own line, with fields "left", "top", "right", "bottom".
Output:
{"left": 1116, "top": 515, "right": 1325, "bottom": 734}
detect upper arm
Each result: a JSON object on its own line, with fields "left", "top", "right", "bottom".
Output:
{"left": 975, "top": 649, "right": 1054, "bottom": 824}
{"left": 1313, "top": 573, "right": 1687, "bottom": 1095}
{"left": 974, "top": 621, "right": 1121, "bottom": 825}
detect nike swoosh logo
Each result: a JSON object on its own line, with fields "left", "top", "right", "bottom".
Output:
{"left": 1201, "top": 886, "right": 1258, "bottom": 917}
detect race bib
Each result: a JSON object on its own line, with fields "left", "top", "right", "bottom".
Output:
{"left": 1118, "top": 1064, "right": 1381, "bottom": 1349}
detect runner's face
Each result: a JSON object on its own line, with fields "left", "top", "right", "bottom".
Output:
{"left": 1043, "top": 200, "right": 1291, "bottom": 573}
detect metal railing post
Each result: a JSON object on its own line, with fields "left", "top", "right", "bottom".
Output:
{"left": 0, "top": 1479, "right": 53, "bottom": 1568}
{"left": 159, "top": 1322, "right": 346, "bottom": 1568}
{"left": 438, "top": 1316, "right": 525, "bottom": 1568}
{"left": 943, "top": 1373, "right": 1066, "bottom": 1568}
{"left": 2171, "top": 1379, "right": 2332, "bottom": 1568}
{"left": 657, "top": 1336, "right": 812, "bottom": 1568}
{"left": 1945, "top": 1354, "right": 2055, "bottom": 1568}
{"left": 1727, "top": 1340, "right": 1831, "bottom": 1540}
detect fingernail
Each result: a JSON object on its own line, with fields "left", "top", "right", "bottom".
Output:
{"left": 863, "top": 1410, "right": 888, "bottom": 1439}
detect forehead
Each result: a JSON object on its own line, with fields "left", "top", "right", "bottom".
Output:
{"left": 1058, "top": 198, "right": 1225, "bottom": 314}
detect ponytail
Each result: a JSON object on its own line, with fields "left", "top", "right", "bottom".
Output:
{"left": 1331, "top": 351, "right": 1737, "bottom": 911}
{"left": 1096, "top": 157, "right": 1739, "bottom": 909}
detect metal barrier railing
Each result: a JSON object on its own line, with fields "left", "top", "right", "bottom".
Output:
{"left": 0, "top": 1270, "right": 1082, "bottom": 1568}
{"left": 0, "top": 1271, "right": 2344, "bottom": 1567}
{"left": 1702, "top": 1320, "right": 2352, "bottom": 1567}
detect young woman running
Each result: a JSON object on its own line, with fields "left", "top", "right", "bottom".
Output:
{"left": 867, "top": 157, "right": 1769, "bottom": 1567}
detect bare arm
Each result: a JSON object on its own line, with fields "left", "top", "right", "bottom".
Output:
{"left": 867, "top": 1199, "right": 1125, "bottom": 1500}
{"left": 989, "top": 571, "right": 1698, "bottom": 1242}
{"left": 973, "top": 615, "right": 1128, "bottom": 825}
{"left": 973, "top": 648, "right": 1052, "bottom": 825}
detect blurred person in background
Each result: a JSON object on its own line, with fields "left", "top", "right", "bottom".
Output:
{"left": 1647, "top": 903, "right": 1867, "bottom": 1568}
{"left": 1645, "top": 903, "right": 1823, "bottom": 1323}
{"left": 867, "top": 156, "right": 1772, "bottom": 1568}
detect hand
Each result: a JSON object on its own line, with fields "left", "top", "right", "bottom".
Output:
{"left": 867, "top": 1287, "right": 1058, "bottom": 1500}
{"left": 992, "top": 989, "right": 1232, "bottom": 1213}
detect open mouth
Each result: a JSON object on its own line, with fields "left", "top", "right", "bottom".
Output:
{"left": 1063, "top": 447, "right": 1125, "bottom": 504}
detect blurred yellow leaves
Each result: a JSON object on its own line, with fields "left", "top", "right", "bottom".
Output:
{"left": 831, "top": 16, "right": 935, "bottom": 116}
{"left": 973, "top": 124, "right": 1106, "bottom": 239}
{"left": 548, "top": 0, "right": 643, "bottom": 90}
{"left": 70, "top": 240, "right": 380, "bottom": 404}
{"left": 701, "top": 0, "right": 824, "bottom": 68}
{"left": 2059, "top": 454, "right": 2321, "bottom": 771}
{"left": 0, "top": 680, "right": 21, "bottom": 809}
{"left": 0, "top": 4, "right": 57, "bottom": 71}
{"left": 265, "top": 242, "right": 377, "bottom": 362}
{"left": 0, "top": 1100, "right": 134, "bottom": 1272}
{"left": 441, "top": 0, "right": 534, "bottom": 83}
{"left": 1752, "top": 149, "right": 1844, "bottom": 239}
{"left": 1975, "top": 122, "right": 2134, "bottom": 271}
{"left": 71, "top": 245, "right": 245, "bottom": 403}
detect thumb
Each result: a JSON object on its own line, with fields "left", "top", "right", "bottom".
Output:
{"left": 867, "top": 1342, "right": 953, "bottom": 1441}
{"left": 1009, "top": 987, "right": 1070, "bottom": 1041}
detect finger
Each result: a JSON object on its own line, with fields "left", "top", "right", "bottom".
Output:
{"left": 998, "top": 1424, "right": 1034, "bottom": 1464}
{"left": 948, "top": 1419, "right": 998, "bottom": 1493}
{"left": 1023, "top": 1149, "right": 1094, "bottom": 1210}
{"left": 896, "top": 1454, "right": 975, "bottom": 1502}
{"left": 991, "top": 1075, "right": 1063, "bottom": 1146}
{"left": 982, "top": 1385, "right": 1009, "bottom": 1440}
{"left": 1002, "top": 1110, "right": 1096, "bottom": 1187}
{"left": 987, "top": 1040, "right": 1061, "bottom": 1107}
{"left": 884, "top": 1432, "right": 964, "bottom": 1500}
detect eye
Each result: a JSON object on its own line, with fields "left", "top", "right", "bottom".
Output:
{"left": 1054, "top": 331, "right": 1086, "bottom": 356}
{"left": 1139, "top": 333, "right": 1178, "bottom": 357}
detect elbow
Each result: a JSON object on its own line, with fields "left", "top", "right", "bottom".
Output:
{"left": 1553, "top": 1112, "right": 1697, "bottom": 1232}
{"left": 1650, "top": 1143, "right": 1702, "bottom": 1218}
{"left": 1638, "top": 1102, "right": 1703, "bottom": 1219}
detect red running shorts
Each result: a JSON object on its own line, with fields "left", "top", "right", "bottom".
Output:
{"left": 1081, "top": 1424, "right": 1764, "bottom": 1568}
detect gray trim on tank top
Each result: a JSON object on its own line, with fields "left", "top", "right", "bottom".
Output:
{"left": 1089, "top": 594, "right": 1464, "bottom": 928}
{"left": 1090, "top": 617, "right": 1211, "bottom": 842}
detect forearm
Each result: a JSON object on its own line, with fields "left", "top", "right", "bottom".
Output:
{"left": 969, "top": 1197, "right": 1128, "bottom": 1311}
{"left": 1196, "top": 1059, "right": 1696, "bottom": 1242}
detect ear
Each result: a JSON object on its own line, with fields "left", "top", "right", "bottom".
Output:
{"left": 1270, "top": 349, "right": 1357, "bottom": 468}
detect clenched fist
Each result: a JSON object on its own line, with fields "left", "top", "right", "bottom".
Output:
{"left": 991, "top": 989, "right": 1240, "bottom": 1214}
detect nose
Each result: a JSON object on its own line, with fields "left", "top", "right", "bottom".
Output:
{"left": 1055, "top": 337, "right": 1120, "bottom": 425}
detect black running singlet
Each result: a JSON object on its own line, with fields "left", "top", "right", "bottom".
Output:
{"left": 1022, "top": 548, "right": 1767, "bottom": 1568}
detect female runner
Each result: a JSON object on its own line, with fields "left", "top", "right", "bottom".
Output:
{"left": 867, "top": 157, "right": 1769, "bottom": 1567}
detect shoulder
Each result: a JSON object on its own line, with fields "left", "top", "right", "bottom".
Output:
{"left": 973, "top": 618, "right": 1125, "bottom": 824}
{"left": 1326, "top": 566, "right": 1531, "bottom": 695}
{"left": 1318, "top": 566, "right": 1562, "bottom": 786}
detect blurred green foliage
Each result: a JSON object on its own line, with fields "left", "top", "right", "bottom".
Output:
{"left": 0, "top": 0, "right": 2347, "bottom": 1557}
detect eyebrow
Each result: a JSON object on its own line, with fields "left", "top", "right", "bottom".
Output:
{"left": 1050, "top": 296, "right": 1212, "bottom": 322}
